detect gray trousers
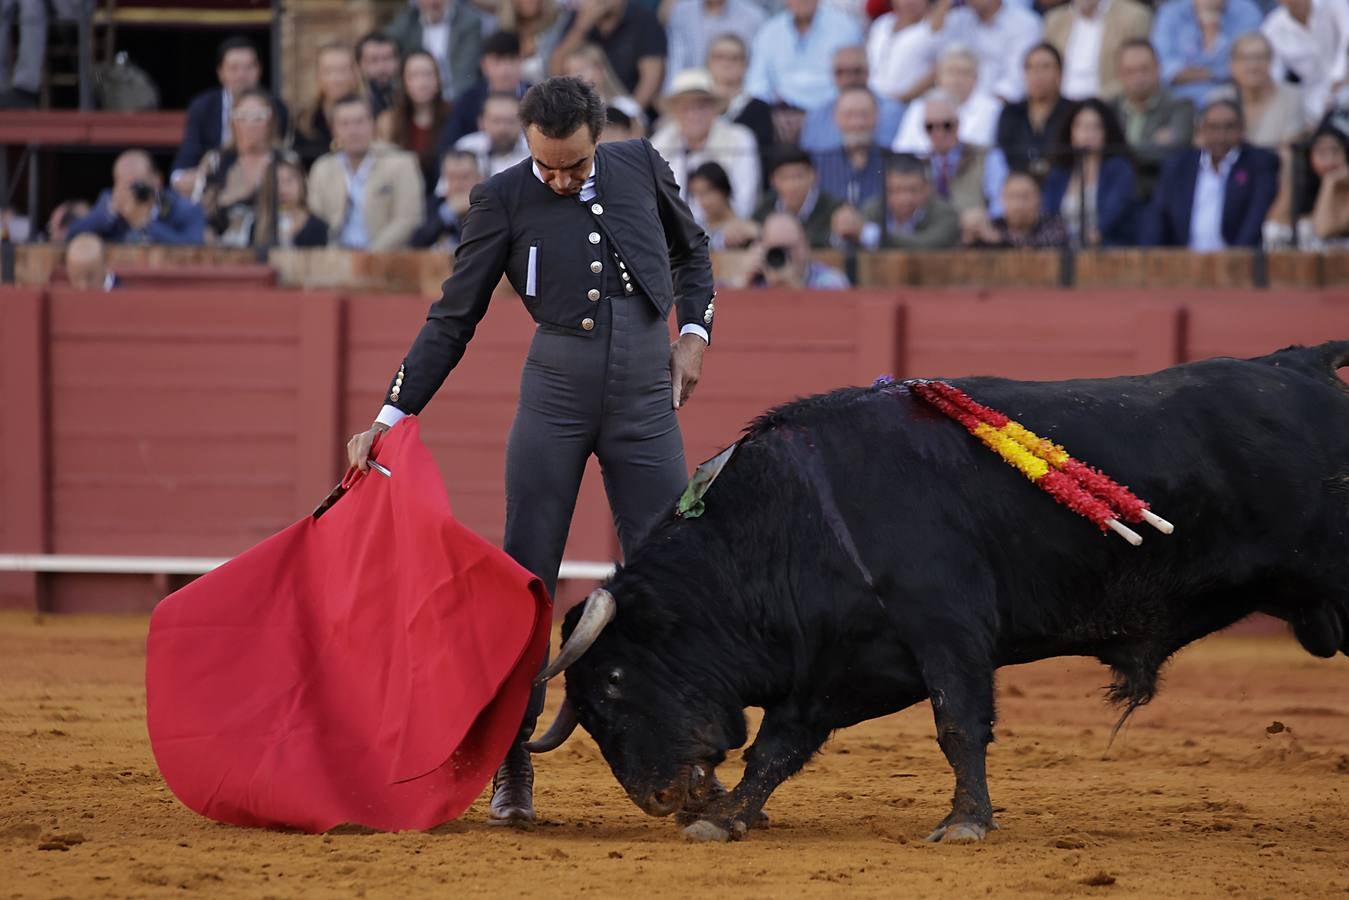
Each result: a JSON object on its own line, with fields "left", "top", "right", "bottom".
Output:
{"left": 503, "top": 294, "right": 688, "bottom": 742}
{"left": 0, "top": 0, "right": 46, "bottom": 94}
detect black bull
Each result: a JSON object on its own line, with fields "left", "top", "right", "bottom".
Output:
{"left": 527, "top": 342, "right": 1349, "bottom": 843}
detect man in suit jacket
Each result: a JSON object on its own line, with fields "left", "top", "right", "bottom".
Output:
{"left": 170, "top": 37, "right": 290, "bottom": 195}
{"left": 345, "top": 78, "right": 715, "bottom": 826}
{"left": 307, "top": 96, "right": 426, "bottom": 250}
{"left": 1044, "top": 0, "right": 1153, "bottom": 100}
{"left": 1140, "top": 98, "right": 1279, "bottom": 250}
{"left": 385, "top": 0, "right": 485, "bottom": 101}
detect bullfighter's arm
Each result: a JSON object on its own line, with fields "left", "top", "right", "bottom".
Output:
{"left": 646, "top": 139, "right": 715, "bottom": 344}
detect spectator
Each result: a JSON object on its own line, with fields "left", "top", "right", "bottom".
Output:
{"left": 800, "top": 46, "right": 905, "bottom": 152}
{"left": 69, "top": 150, "right": 206, "bottom": 245}
{"left": 198, "top": 89, "right": 281, "bottom": 247}
{"left": 745, "top": 0, "right": 864, "bottom": 110}
{"left": 753, "top": 147, "right": 846, "bottom": 247}
{"left": 738, "top": 212, "right": 852, "bottom": 289}
{"left": 995, "top": 42, "right": 1073, "bottom": 176}
{"left": 1150, "top": 0, "right": 1263, "bottom": 106}
{"left": 966, "top": 171, "right": 1069, "bottom": 246}
{"left": 1262, "top": 0, "right": 1349, "bottom": 121}
{"left": 1294, "top": 124, "right": 1349, "bottom": 248}
{"left": 688, "top": 161, "right": 761, "bottom": 248}
{"left": 550, "top": 0, "right": 667, "bottom": 111}
{"left": 939, "top": 0, "right": 1042, "bottom": 102}
{"left": 666, "top": 0, "right": 767, "bottom": 92}
{"left": 1044, "top": 0, "right": 1153, "bottom": 100}
{"left": 560, "top": 44, "right": 647, "bottom": 132}
{"left": 386, "top": 0, "right": 486, "bottom": 101}
{"left": 259, "top": 153, "right": 329, "bottom": 248}
{"left": 600, "top": 105, "right": 639, "bottom": 141}
{"left": 893, "top": 47, "right": 1003, "bottom": 152}
{"left": 651, "top": 69, "right": 762, "bottom": 218}
{"left": 867, "top": 0, "right": 944, "bottom": 106}
{"left": 454, "top": 91, "right": 531, "bottom": 175}
{"left": 0, "top": 0, "right": 44, "bottom": 108}
{"left": 834, "top": 153, "right": 961, "bottom": 247}
{"left": 64, "top": 234, "right": 116, "bottom": 291}
{"left": 411, "top": 150, "right": 483, "bottom": 250}
{"left": 706, "top": 34, "right": 776, "bottom": 155}
{"left": 1041, "top": 98, "right": 1138, "bottom": 246}
{"left": 1217, "top": 33, "right": 1313, "bottom": 150}
{"left": 294, "top": 43, "right": 365, "bottom": 168}
{"left": 171, "top": 37, "right": 290, "bottom": 196}
{"left": 499, "top": 0, "right": 568, "bottom": 85}
{"left": 1111, "top": 39, "right": 1196, "bottom": 195}
{"left": 439, "top": 31, "right": 530, "bottom": 153}
{"left": 307, "top": 96, "right": 425, "bottom": 250}
{"left": 356, "top": 32, "right": 401, "bottom": 118}
{"left": 811, "top": 86, "right": 889, "bottom": 207}
{"left": 920, "top": 90, "right": 1005, "bottom": 218}
{"left": 45, "top": 200, "right": 90, "bottom": 243}
{"left": 378, "top": 51, "right": 454, "bottom": 190}
{"left": 1140, "top": 98, "right": 1279, "bottom": 249}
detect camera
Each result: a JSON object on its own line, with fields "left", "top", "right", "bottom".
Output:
{"left": 131, "top": 181, "right": 155, "bottom": 203}
{"left": 764, "top": 245, "right": 791, "bottom": 269}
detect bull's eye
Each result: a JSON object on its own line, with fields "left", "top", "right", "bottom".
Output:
{"left": 604, "top": 667, "right": 623, "bottom": 699}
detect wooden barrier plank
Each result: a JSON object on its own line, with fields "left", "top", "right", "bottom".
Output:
{"left": 0, "top": 288, "right": 49, "bottom": 610}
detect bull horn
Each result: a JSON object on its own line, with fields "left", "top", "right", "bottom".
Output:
{"left": 534, "top": 588, "right": 616, "bottom": 685}
{"left": 523, "top": 697, "right": 578, "bottom": 753}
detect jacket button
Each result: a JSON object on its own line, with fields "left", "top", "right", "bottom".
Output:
{"left": 581, "top": 317, "right": 595, "bottom": 331}
{"left": 587, "top": 288, "right": 600, "bottom": 301}
{"left": 589, "top": 260, "right": 602, "bottom": 273}
{"left": 588, "top": 232, "right": 600, "bottom": 244}
{"left": 624, "top": 283, "right": 634, "bottom": 294}
{"left": 591, "top": 203, "right": 603, "bottom": 215}
{"left": 621, "top": 271, "right": 630, "bottom": 281}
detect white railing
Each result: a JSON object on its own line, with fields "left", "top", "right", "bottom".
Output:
{"left": 0, "top": 554, "right": 616, "bottom": 581}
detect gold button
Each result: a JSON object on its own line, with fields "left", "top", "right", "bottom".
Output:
{"left": 581, "top": 317, "right": 595, "bottom": 331}
{"left": 591, "top": 203, "right": 603, "bottom": 215}
{"left": 587, "top": 288, "right": 600, "bottom": 301}
{"left": 590, "top": 260, "right": 602, "bottom": 274}
{"left": 624, "top": 283, "right": 634, "bottom": 294}
{"left": 588, "top": 232, "right": 600, "bottom": 244}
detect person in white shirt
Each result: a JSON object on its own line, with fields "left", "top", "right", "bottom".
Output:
{"left": 665, "top": 0, "right": 767, "bottom": 92}
{"left": 867, "top": 0, "right": 944, "bottom": 105}
{"left": 1262, "top": 0, "right": 1349, "bottom": 120}
{"left": 1044, "top": 0, "right": 1153, "bottom": 100}
{"left": 893, "top": 46, "right": 1004, "bottom": 152}
{"left": 454, "top": 92, "right": 532, "bottom": 176}
{"left": 744, "top": 0, "right": 864, "bottom": 110}
{"left": 939, "top": 0, "right": 1042, "bottom": 102}
{"left": 650, "top": 69, "right": 762, "bottom": 218}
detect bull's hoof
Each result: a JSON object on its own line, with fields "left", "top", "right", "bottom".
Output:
{"left": 682, "top": 818, "right": 748, "bottom": 843}
{"left": 926, "top": 821, "right": 988, "bottom": 844}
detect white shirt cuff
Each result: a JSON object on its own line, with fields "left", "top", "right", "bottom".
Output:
{"left": 375, "top": 404, "right": 408, "bottom": 428}
{"left": 680, "top": 324, "right": 710, "bottom": 345}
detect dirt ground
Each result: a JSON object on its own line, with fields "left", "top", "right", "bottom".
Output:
{"left": 1, "top": 613, "right": 1347, "bottom": 899}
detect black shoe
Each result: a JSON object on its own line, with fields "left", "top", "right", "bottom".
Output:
{"left": 488, "top": 743, "right": 535, "bottom": 826}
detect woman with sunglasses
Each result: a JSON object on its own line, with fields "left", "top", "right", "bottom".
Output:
{"left": 198, "top": 89, "right": 284, "bottom": 247}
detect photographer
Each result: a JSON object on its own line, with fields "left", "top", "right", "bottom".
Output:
{"left": 68, "top": 150, "right": 206, "bottom": 246}
{"left": 736, "top": 212, "right": 851, "bottom": 289}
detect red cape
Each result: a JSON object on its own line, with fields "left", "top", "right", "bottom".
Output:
{"left": 146, "top": 417, "right": 551, "bottom": 832}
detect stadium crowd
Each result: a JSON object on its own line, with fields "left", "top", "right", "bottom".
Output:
{"left": 6, "top": 0, "right": 1349, "bottom": 288}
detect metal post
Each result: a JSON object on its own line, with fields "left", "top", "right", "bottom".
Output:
{"left": 270, "top": 0, "right": 283, "bottom": 96}
{"left": 27, "top": 144, "right": 39, "bottom": 234}
{"left": 77, "top": 0, "right": 94, "bottom": 111}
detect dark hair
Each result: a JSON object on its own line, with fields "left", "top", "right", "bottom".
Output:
{"left": 482, "top": 30, "right": 522, "bottom": 58}
{"left": 1003, "top": 170, "right": 1041, "bottom": 193}
{"left": 355, "top": 31, "right": 397, "bottom": 62}
{"left": 332, "top": 93, "right": 372, "bottom": 116}
{"left": 885, "top": 153, "right": 928, "bottom": 180}
{"left": 389, "top": 52, "right": 452, "bottom": 157}
{"left": 1297, "top": 125, "right": 1349, "bottom": 218}
{"left": 836, "top": 85, "right": 878, "bottom": 108}
{"left": 1024, "top": 41, "right": 1063, "bottom": 72}
{"left": 1117, "top": 37, "right": 1157, "bottom": 62}
{"left": 520, "top": 76, "right": 606, "bottom": 140}
{"left": 217, "top": 36, "right": 259, "bottom": 68}
{"left": 1200, "top": 97, "right": 1245, "bottom": 130}
{"left": 605, "top": 105, "right": 633, "bottom": 129}
{"left": 689, "top": 161, "right": 733, "bottom": 198}
{"left": 766, "top": 146, "right": 814, "bottom": 178}
{"left": 1048, "top": 98, "right": 1131, "bottom": 170}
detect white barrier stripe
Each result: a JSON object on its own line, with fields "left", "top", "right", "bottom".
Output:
{"left": 0, "top": 554, "right": 617, "bottom": 581}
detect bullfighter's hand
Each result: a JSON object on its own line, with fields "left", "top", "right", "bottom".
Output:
{"left": 346, "top": 422, "right": 390, "bottom": 472}
{"left": 670, "top": 333, "right": 707, "bottom": 410}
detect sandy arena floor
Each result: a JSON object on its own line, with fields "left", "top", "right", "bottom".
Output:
{"left": 1, "top": 612, "right": 1346, "bottom": 899}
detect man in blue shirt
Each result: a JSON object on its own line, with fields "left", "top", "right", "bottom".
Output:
{"left": 745, "top": 0, "right": 863, "bottom": 110}
{"left": 1151, "top": 0, "right": 1264, "bottom": 106}
{"left": 68, "top": 150, "right": 206, "bottom": 246}
{"left": 800, "top": 45, "right": 905, "bottom": 152}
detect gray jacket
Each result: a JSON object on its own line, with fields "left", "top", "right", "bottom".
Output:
{"left": 385, "top": 1, "right": 485, "bottom": 99}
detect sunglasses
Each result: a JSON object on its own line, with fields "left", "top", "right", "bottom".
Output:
{"left": 924, "top": 120, "right": 956, "bottom": 133}
{"left": 233, "top": 110, "right": 272, "bottom": 123}
{"left": 833, "top": 66, "right": 867, "bottom": 76}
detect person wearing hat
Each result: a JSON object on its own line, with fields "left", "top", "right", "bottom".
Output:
{"left": 345, "top": 76, "right": 715, "bottom": 828}
{"left": 651, "top": 68, "right": 762, "bottom": 220}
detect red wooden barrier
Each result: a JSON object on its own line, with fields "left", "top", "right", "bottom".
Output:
{"left": 2, "top": 285, "right": 1347, "bottom": 613}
